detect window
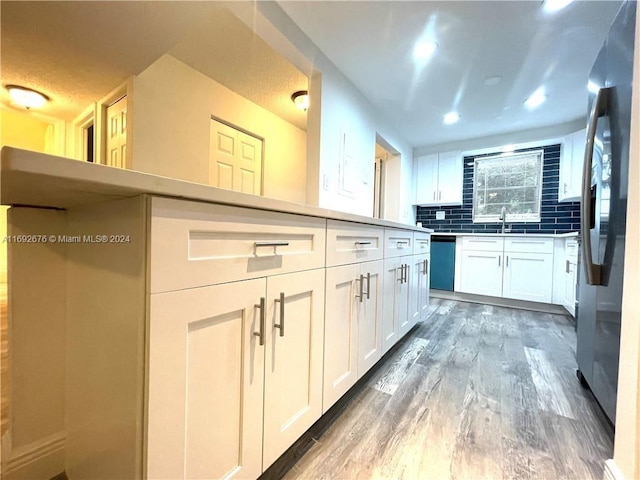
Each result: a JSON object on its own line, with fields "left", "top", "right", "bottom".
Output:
{"left": 473, "top": 150, "right": 544, "bottom": 223}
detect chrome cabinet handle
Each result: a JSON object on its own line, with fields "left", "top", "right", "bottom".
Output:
{"left": 506, "top": 256, "right": 509, "bottom": 267}
{"left": 355, "top": 241, "right": 372, "bottom": 246}
{"left": 433, "top": 192, "right": 436, "bottom": 201}
{"left": 255, "top": 241, "right": 290, "bottom": 256}
{"left": 397, "top": 266, "right": 403, "bottom": 283}
{"left": 273, "top": 292, "right": 285, "bottom": 336}
{"left": 498, "top": 255, "right": 501, "bottom": 267}
{"left": 439, "top": 191, "right": 442, "bottom": 201}
{"left": 425, "top": 259, "right": 429, "bottom": 278}
{"left": 396, "top": 240, "right": 409, "bottom": 248}
{"left": 254, "top": 297, "right": 266, "bottom": 345}
{"left": 356, "top": 274, "right": 365, "bottom": 302}
{"left": 581, "top": 87, "right": 610, "bottom": 286}
{"left": 365, "top": 272, "right": 371, "bottom": 299}
{"left": 255, "top": 241, "right": 290, "bottom": 248}
{"left": 566, "top": 259, "right": 570, "bottom": 274}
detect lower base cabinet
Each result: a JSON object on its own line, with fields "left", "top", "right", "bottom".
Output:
{"left": 409, "top": 253, "right": 430, "bottom": 330}
{"left": 502, "top": 252, "right": 553, "bottom": 302}
{"left": 148, "top": 269, "right": 325, "bottom": 478}
{"left": 382, "top": 256, "right": 411, "bottom": 354}
{"left": 323, "top": 260, "right": 383, "bottom": 412}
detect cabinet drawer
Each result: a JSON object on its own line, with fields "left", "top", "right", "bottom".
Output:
{"left": 150, "top": 197, "right": 326, "bottom": 293}
{"left": 384, "top": 228, "right": 414, "bottom": 258}
{"left": 461, "top": 236, "right": 504, "bottom": 252}
{"left": 413, "top": 232, "right": 431, "bottom": 255}
{"left": 565, "top": 239, "right": 579, "bottom": 260}
{"left": 326, "top": 220, "right": 383, "bottom": 267}
{"left": 505, "top": 237, "right": 554, "bottom": 254}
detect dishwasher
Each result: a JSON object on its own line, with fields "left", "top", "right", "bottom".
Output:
{"left": 429, "top": 235, "right": 456, "bottom": 291}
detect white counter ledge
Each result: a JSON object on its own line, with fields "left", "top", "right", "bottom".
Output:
{"left": 430, "top": 231, "right": 579, "bottom": 238}
{"left": 0, "top": 147, "right": 432, "bottom": 233}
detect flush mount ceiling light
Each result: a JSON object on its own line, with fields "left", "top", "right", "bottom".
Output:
{"left": 291, "top": 90, "right": 309, "bottom": 111}
{"left": 413, "top": 40, "right": 438, "bottom": 61}
{"left": 542, "top": 0, "right": 574, "bottom": 13}
{"left": 6, "top": 85, "right": 49, "bottom": 109}
{"left": 524, "top": 87, "right": 547, "bottom": 110}
{"left": 443, "top": 111, "right": 460, "bottom": 125}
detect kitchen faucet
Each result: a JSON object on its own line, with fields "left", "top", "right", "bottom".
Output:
{"left": 499, "top": 206, "right": 507, "bottom": 234}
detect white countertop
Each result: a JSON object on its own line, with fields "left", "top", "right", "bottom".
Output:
{"left": 430, "top": 231, "right": 579, "bottom": 238}
{"left": 0, "top": 147, "right": 433, "bottom": 233}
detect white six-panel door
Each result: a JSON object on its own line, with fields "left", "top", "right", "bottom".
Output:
{"left": 147, "top": 279, "right": 265, "bottom": 480}
{"left": 105, "top": 96, "right": 127, "bottom": 169}
{"left": 263, "top": 269, "right": 325, "bottom": 468}
{"left": 209, "top": 119, "right": 263, "bottom": 195}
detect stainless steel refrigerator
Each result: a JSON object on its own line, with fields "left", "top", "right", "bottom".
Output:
{"left": 577, "top": 0, "right": 636, "bottom": 425}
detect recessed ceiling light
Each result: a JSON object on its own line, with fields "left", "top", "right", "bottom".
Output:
{"left": 542, "top": 0, "right": 574, "bottom": 13}
{"left": 524, "top": 87, "right": 547, "bottom": 110}
{"left": 483, "top": 76, "right": 502, "bottom": 87}
{"left": 413, "top": 41, "right": 438, "bottom": 61}
{"left": 291, "top": 90, "right": 309, "bottom": 111}
{"left": 6, "top": 85, "right": 49, "bottom": 109}
{"left": 443, "top": 111, "right": 460, "bottom": 125}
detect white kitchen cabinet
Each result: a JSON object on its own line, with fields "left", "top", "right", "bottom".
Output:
{"left": 459, "top": 249, "right": 504, "bottom": 297}
{"left": 559, "top": 128, "right": 586, "bottom": 202}
{"left": 148, "top": 199, "right": 327, "bottom": 477}
{"left": 263, "top": 269, "right": 325, "bottom": 467}
{"left": 382, "top": 255, "right": 411, "bottom": 353}
{"left": 414, "top": 150, "right": 463, "bottom": 206}
{"left": 408, "top": 253, "right": 430, "bottom": 328}
{"left": 502, "top": 252, "right": 554, "bottom": 302}
{"left": 458, "top": 236, "right": 554, "bottom": 303}
{"left": 562, "top": 239, "right": 578, "bottom": 315}
{"left": 148, "top": 279, "right": 265, "bottom": 480}
{"left": 323, "top": 260, "right": 383, "bottom": 412}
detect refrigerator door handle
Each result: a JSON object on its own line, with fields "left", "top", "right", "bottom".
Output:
{"left": 580, "top": 86, "right": 610, "bottom": 286}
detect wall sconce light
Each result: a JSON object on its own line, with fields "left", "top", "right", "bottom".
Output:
{"left": 6, "top": 85, "right": 49, "bottom": 109}
{"left": 291, "top": 90, "right": 309, "bottom": 111}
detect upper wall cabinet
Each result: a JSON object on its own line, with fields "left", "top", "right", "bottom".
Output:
{"left": 414, "top": 151, "right": 463, "bottom": 206}
{"left": 559, "top": 128, "right": 586, "bottom": 203}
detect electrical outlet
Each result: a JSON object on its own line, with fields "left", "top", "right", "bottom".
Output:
{"left": 436, "top": 211, "right": 445, "bottom": 220}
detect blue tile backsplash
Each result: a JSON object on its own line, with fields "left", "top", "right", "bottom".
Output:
{"left": 415, "top": 144, "right": 581, "bottom": 234}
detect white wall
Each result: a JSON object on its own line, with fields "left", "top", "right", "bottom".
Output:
{"left": 131, "top": 54, "right": 307, "bottom": 204}
{"left": 229, "top": 3, "right": 415, "bottom": 224}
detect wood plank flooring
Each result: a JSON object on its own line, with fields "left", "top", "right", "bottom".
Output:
{"left": 282, "top": 299, "right": 613, "bottom": 480}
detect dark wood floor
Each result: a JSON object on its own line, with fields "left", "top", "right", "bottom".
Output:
{"left": 283, "top": 299, "right": 613, "bottom": 480}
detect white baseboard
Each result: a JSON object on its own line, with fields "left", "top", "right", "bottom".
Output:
{"left": 604, "top": 459, "right": 625, "bottom": 480}
{"left": 3, "top": 432, "right": 65, "bottom": 480}
{"left": 429, "top": 289, "right": 568, "bottom": 315}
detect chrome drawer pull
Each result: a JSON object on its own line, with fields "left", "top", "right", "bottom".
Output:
{"left": 355, "top": 274, "right": 365, "bottom": 302}
{"left": 274, "top": 292, "right": 285, "bottom": 337}
{"left": 255, "top": 241, "right": 290, "bottom": 248}
{"left": 254, "top": 297, "right": 266, "bottom": 346}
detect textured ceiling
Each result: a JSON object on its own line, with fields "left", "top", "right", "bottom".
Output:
{"left": 279, "top": 1, "right": 622, "bottom": 148}
{"left": 1, "top": 1, "right": 308, "bottom": 130}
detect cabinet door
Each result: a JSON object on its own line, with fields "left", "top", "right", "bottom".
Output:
{"left": 357, "top": 260, "right": 384, "bottom": 376}
{"left": 409, "top": 253, "right": 430, "bottom": 327}
{"left": 459, "top": 250, "right": 503, "bottom": 297}
{"left": 502, "top": 252, "right": 554, "bottom": 303}
{"left": 436, "top": 151, "right": 463, "bottom": 205}
{"left": 323, "top": 264, "right": 360, "bottom": 412}
{"left": 382, "top": 257, "right": 410, "bottom": 353}
{"left": 563, "top": 260, "right": 577, "bottom": 316}
{"left": 263, "top": 269, "right": 325, "bottom": 468}
{"left": 147, "top": 279, "right": 265, "bottom": 480}
{"left": 559, "top": 129, "right": 586, "bottom": 202}
{"left": 414, "top": 154, "right": 438, "bottom": 205}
